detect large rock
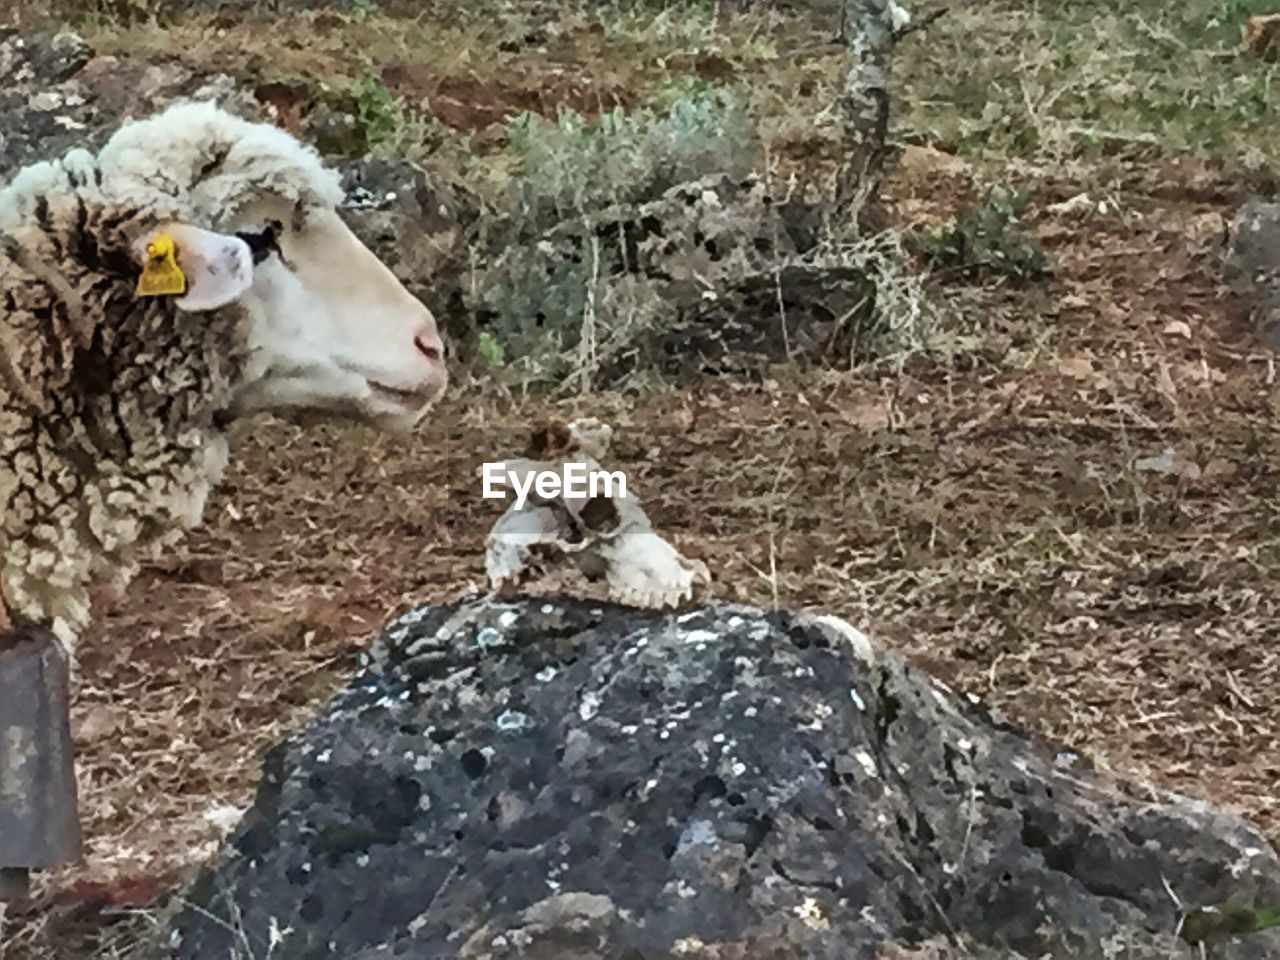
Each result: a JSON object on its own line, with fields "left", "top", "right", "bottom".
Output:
{"left": 0, "top": 30, "right": 260, "bottom": 183}
{"left": 339, "top": 157, "right": 479, "bottom": 333}
{"left": 0, "top": 31, "right": 467, "bottom": 288}
{"left": 1224, "top": 198, "right": 1280, "bottom": 349}
{"left": 160, "top": 597, "right": 1280, "bottom": 959}
{"left": 469, "top": 173, "right": 863, "bottom": 383}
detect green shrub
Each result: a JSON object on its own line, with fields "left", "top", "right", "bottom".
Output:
{"left": 353, "top": 74, "right": 403, "bottom": 152}
{"left": 502, "top": 85, "right": 758, "bottom": 232}
{"left": 467, "top": 87, "right": 761, "bottom": 386}
{"left": 1220, "top": 0, "right": 1275, "bottom": 28}
{"left": 913, "top": 187, "right": 1049, "bottom": 283}
{"left": 465, "top": 85, "right": 937, "bottom": 390}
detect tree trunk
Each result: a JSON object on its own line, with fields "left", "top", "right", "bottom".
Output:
{"left": 837, "top": 0, "right": 897, "bottom": 227}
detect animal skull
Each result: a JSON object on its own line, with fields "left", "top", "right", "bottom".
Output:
{"left": 483, "top": 419, "right": 710, "bottom": 610}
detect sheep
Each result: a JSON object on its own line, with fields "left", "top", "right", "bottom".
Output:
{"left": 0, "top": 100, "right": 449, "bottom": 649}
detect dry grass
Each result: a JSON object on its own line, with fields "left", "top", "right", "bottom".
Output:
{"left": 9, "top": 162, "right": 1278, "bottom": 956}
{"left": 4, "top": 0, "right": 1280, "bottom": 957}
{"left": 894, "top": 0, "right": 1280, "bottom": 178}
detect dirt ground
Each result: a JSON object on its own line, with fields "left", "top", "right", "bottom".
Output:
{"left": 8, "top": 154, "right": 1276, "bottom": 960}
{"left": 3, "top": 2, "right": 1280, "bottom": 958}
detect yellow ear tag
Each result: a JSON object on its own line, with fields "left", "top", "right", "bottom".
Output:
{"left": 135, "top": 233, "right": 187, "bottom": 297}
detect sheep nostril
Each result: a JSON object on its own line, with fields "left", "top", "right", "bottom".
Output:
{"left": 414, "top": 333, "right": 443, "bottom": 363}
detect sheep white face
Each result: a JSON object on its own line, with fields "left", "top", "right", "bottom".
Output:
{"left": 148, "top": 204, "right": 448, "bottom": 431}
{"left": 239, "top": 205, "right": 448, "bottom": 430}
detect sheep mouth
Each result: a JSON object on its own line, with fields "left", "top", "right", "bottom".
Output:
{"left": 369, "top": 380, "right": 444, "bottom": 405}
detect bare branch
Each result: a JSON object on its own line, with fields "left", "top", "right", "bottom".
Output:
{"left": 893, "top": 5, "right": 949, "bottom": 43}
{"left": 836, "top": 0, "right": 897, "bottom": 222}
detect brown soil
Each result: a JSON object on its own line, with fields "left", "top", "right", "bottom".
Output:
{"left": 6, "top": 155, "right": 1279, "bottom": 959}
{"left": 385, "top": 67, "right": 638, "bottom": 133}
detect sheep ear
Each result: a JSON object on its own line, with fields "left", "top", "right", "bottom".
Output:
{"left": 135, "top": 224, "right": 253, "bottom": 312}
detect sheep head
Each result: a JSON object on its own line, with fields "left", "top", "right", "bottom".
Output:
{"left": 94, "top": 100, "right": 449, "bottom": 431}
{"left": 0, "top": 100, "right": 450, "bottom": 645}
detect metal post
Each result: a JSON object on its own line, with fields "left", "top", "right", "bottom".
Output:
{"left": 0, "top": 624, "right": 82, "bottom": 901}
{"left": 0, "top": 867, "right": 29, "bottom": 900}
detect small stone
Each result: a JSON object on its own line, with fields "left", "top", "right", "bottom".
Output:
{"left": 495, "top": 710, "right": 534, "bottom": 733}
{"left": 854, "top": 750, "right": 877, "bottom": 778}
{"left": 1245, "top": 13, "right": 1280, "bottom": 61}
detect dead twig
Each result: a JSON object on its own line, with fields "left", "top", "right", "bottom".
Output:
{"left": 893, "top": 5, "right": 949, "bottom": 43}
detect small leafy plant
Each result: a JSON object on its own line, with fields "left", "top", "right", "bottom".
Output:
{"left": 501, "top": 85, "right": 757, "bottom": 230}
{"left": 353, "top": 74, "right": 403, "bottom": 152}
{"left": 1180, "top": 901, "right": 1280, "bottom": 943}
{"left": 913, "top": 187, "right": 1049, "bottom": 283}
{"left": 1221, "top": 0, "right": 1275, "bottom": 28}
{"left": 475, "top": 331, "right": 505, "bottom": 369}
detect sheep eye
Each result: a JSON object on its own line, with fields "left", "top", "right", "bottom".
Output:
{"left": 235, "top": 221, "right": 282, "bottom": 264}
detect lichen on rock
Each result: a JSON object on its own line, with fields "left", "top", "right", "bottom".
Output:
{"left": 161, "top": 597, "right": 1280, "bottom": 959}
